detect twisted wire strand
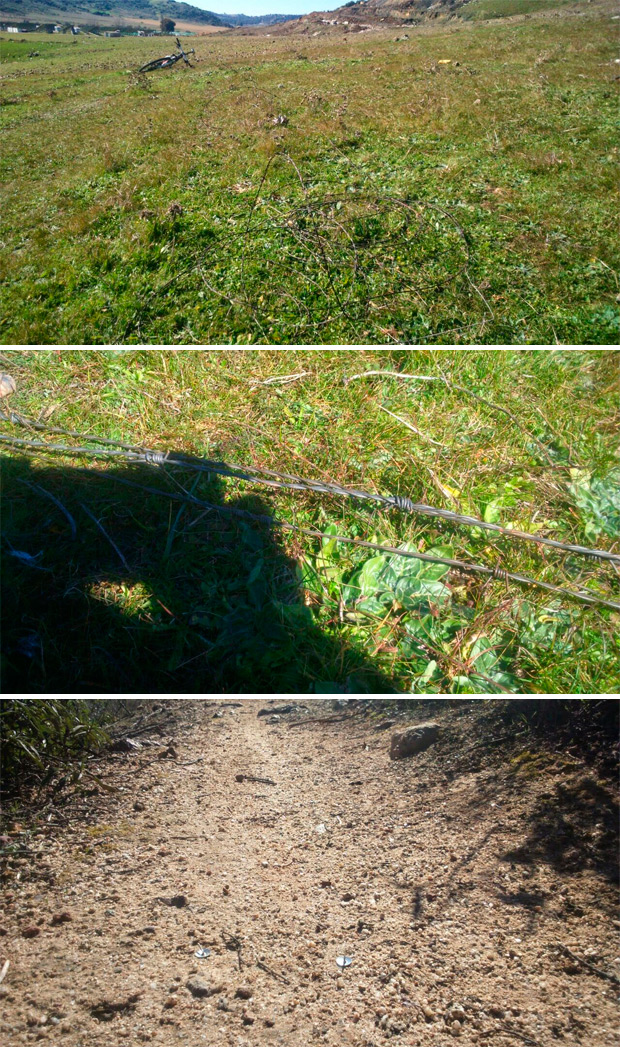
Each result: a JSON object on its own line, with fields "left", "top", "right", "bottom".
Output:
{"left": 1, "top": 419, "right": 618, "bottom": 566}
{"left": 65, "top": 470, "right": 620, "bottom": 613}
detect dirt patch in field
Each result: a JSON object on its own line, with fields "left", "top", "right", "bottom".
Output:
{"left": 0, "top": 699, "right": 618, "bottom": 1046}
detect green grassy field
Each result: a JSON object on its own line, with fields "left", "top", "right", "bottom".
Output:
{"left": 0, "top": 2, "right": 619, "bottom": 344}
{"left": 1, "top": 348, "right": 618, "bottom": 695}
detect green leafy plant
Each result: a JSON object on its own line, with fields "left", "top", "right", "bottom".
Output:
{"left": 568, "top": 469, "right": 620, "bottom": 540}
{"left": 342, "top": 543, "right": 452, "bottom": 614}
{"left": 0, "top": 699, "right": 109, "bottom": 795}
{"left": 401, "top": 614, "right": 519, "bottom": 693}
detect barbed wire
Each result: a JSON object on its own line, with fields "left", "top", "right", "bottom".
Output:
{"left": 51, "top": 468, "right": 620, "bottom": 613}
{"left": 1, "top": 408, "right": 618, "bottom": 568}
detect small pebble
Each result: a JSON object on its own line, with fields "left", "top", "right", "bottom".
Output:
{"left": 50, "top": 913, "right": 72, "bottom": 927}
{"left": 0, "top": 374, "right": 16, "bottom": 398}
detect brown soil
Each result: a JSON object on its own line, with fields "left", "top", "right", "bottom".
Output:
{"left": 1, "top": 699, "right": 618, "bottom": 1047}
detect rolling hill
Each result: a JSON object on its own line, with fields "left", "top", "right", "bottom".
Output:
{"left": 273, "top": 0, "right": 581, "bottom": 32}
{"left": 0, "top": 0, "right": 300, "bottom": 30}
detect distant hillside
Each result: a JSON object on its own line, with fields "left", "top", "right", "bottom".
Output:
{"left": 0, "top": 0, "right": 302, "bottom": 29}
{"left": 0, "top": 0, "right": 228, "bottom": 28}
{"left": 224, "top": 12, "right": 300, "bottom": 24}
{"left": 277, "top": 0, "right": 579, "bottom": 31}
{"left": 302, "top": 0, "right": 477, "bottom": 25}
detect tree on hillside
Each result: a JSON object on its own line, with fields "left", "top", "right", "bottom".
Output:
{"left": 160, "top": 15, "right": 175, "bottom": 32}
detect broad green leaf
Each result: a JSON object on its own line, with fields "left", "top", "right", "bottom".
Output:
{"left": 381, "top": 546, "right": 421, "bottom": 588}
{"left": 419, "top": 659, "right": 439, "bottom": 684}
{"left": 468, "top": 636, "right": 500, "bottom": 675}
{"left": 385, "top": 545, "right": 452, "bottom": 588}
{"left": 357, "top": 595, "right": 390, "bottom": 615}
{"left": 568, "top": 468, "right": 620, "bottom": 538}
{"left": 397, "top": 577, "right": 450, "bottom": 610}
{"left": 450, "top": 675, "right": 479, "bottom": 694}
{"left": 403, "top": 614, "right": 438, "bottom": 645}
{"left": 483, "top": 500, "right": 502, "bottom": 524}
{"left": 276, "top": 602, "right": 314, "bottom": 629}
{"left": 341, "top": 576, "right": 362, "bottom": 604}
{"left": 301, "top": 557, "right": 323, "bottom": 593}
{"left": 418, "top": 562, "right": 451, "bottom": 582}
{"left": 321, "top": 523, "right": 340, "bottom": 559}
{"left": 247, "top": 558, "right": 263, "bottom": 585}
{"left": 400, "top": 614, "right": 439, "bottom": 657}
{"left": 323, "top": 565, "right": 344, "bottom": 585}
{"left": 357, "top": 555, "right": 390, "bottom": 596}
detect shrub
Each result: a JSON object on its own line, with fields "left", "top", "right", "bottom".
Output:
{"left": 0, "top": 699, "right": 109, "bottom": 796}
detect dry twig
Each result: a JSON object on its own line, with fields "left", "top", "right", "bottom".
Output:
{"left": 18, "top": 480, "right": 77, "bottom": 539}
{"left": 79, "top": 503, "right": 129, "bottom": 569}
{"left": 344, "top": 370, "right": 559, "bottom": 466}
{"left": 250, "top": 372, "right": 310, "bottom": 388}
{"left": 553, "top": 943, "right": 620, "bottom": 985}
{"left": 378, "top": 405, "right": 445, "bottom": 448}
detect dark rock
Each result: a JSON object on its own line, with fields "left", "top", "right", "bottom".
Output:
{"left": 158, "top": 895, "right": 187, "bottom": 908}
{"left": 374, "top": 719, "right": 396, "bottom": 731}
{"left": 110, "top": 738, "right": 141, "bottom": 754}
{"left": 235, "top": 987, "right": 253, "bottom": 999}
{"left": 50, "top": 912, "right": 72, "bottom": 926}
{"left": 158, "top": 745, "right": 178, "bottom": 759}
{"left": 389, "top": 722, "right": 439, "bottom": 759}
{"left": 22, "top": 926, "right": 41, "bottom": 938}
{"left": 186, "top": 976, "right": 222, "bottom": 999}
{"left": 186, "top": 976, "right": 210, "bottom": 998}
{"left": 91, "top": 993, "right": 141, "bottom": 1021}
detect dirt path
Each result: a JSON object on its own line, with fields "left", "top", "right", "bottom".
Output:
{"left": 1, "top": 700, "right": 618, "bottom": 1047}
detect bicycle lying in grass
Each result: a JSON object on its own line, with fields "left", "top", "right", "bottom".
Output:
{"left": 139, "top": 37, "right": 195, "bottom": 73}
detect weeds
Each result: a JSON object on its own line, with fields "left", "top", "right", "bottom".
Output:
{"left": 1, "top": 348, "right": 618, "bottom": 694}
{"left": 0, "top": 4, "right": 618, "bottom": 343}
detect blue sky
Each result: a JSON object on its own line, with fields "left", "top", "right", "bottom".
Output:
{"left": 184, "top": 0, "right": 341, "bottom": 15}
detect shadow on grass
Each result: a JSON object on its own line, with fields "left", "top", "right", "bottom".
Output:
{"left": 1, "top": 456, "right": 394, "bottom": 695}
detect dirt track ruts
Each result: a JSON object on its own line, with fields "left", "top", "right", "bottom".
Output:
{"left": 1, "top": 699, "right": 618, "bottom": 1047}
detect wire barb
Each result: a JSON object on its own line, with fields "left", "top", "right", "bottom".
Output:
{"left": 2, "top": 424, "right": 617, "bottom": 565}
{"left": 144, "top": 450, "right": 168, "bottom": 466}
{"left": 391, "top": 494, "right": 416, "bottom": 512}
